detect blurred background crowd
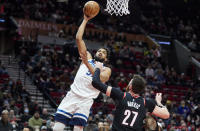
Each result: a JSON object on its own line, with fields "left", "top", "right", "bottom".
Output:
{"left": 0, "top": 0, "right": 200, "bottom": 131}
{"left": 1, "top": 0, "right": 200, "bottom": 52}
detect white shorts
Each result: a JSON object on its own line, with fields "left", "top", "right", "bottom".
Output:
{"left": 55, "top": 91, "right": 94, "bottom": 126}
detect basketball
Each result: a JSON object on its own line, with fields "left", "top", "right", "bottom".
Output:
{"left": 83, "top": 1, "right": 100, "bottom": 17}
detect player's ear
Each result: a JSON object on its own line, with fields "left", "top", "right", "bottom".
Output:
{"left": 126, "top": 86, "right": 129, "bottom": 91}
{"left": 126, "top": 85, "right": 132, "bottom": 91}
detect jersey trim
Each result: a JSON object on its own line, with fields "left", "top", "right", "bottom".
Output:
{"left": 106, "top": 86, "right": 112, "bottom": 96}
{"left": 69, "top": 117, "right": 87, "bottom": 126}
{"left": 73, "top": 113, "right": 88, "bottom": 120}
{"left": 88, "top": 59, "right": 95, "bottom": 67}
{"left": 54, "top": 113, "right": 71, "bottom": 125}
{"left": 128, "top": 92, "right": 140, "bottom": 98}
{"left": 57, "top": 109, "right": 73, "bottom": 118}
{"left": 123, "top": 92, "right": 126, "bottom": 99}
{"left": 88, "top": 59, "right": 93, "bottom": 62}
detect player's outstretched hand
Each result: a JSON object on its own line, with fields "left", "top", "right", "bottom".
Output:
{"left": 84, "top": 14, "right": 94, "bottom": 21}
{"left": 155, "top": 93, "right": 162, "bottom": 105}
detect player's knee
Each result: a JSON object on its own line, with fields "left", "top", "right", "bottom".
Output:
{"left": 73, "top": 126, "right": 83, "bottom": 131}
{"left": 53, "top": 122, "right": 65, "bottom": 131}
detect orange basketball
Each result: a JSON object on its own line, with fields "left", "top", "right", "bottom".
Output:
{"left": 83, "top": 1, "right": 100, "bottom": 17}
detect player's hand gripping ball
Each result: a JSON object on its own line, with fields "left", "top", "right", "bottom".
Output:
{"left": 83, "top": 1, "right": 100, "bottom": 17}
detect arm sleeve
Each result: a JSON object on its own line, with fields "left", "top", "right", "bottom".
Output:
{"left": 145, "top": 98, "right": 156, "bottom": 113}
{"left": 92, "top": 68, "right": 108, "bottom": 94}
{"left": 110, "top": 87, "right": 124, "bottom": 100}
{"left": 92, "top": 68, "right": 123, "bottom": 100}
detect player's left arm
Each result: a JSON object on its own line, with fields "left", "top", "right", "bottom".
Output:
{"left": 145, "top": 94, "right": 170, "bottom": 119}
{"left": 151, "top": 93, "right": 170, "bottom": 119}
{"left": 92, "top": 68, "right": 123, "bottom": 100}
{"left": 76, "top": 15, "right": 93, "bottom": 62}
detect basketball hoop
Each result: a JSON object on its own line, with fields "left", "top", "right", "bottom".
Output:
{"left": 105, "top": 0, "right": 130, "bottom": 16}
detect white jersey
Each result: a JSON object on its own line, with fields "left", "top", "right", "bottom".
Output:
{"left": 70, "top": 59, "right": 100, "bottom": 99}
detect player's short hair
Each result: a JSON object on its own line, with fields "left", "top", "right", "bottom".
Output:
{"left": 131, "top": 75, "right": 146, "bottom": 94}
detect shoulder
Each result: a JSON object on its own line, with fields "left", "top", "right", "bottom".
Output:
{"left": 102, "top": 66, "right": 111, "bottom": 73}
{"left": 104, "top": 67, "right": 111, "bottom": 72}
{"left": 29, "top": 117, "right": 34, "bottom": 121}
{"left": 103, "top": 67, "right": 112, "bottom": 76}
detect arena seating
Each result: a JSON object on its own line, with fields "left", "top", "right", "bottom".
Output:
{"left": 2, "top": 0, "right": 200, "bottom": 52}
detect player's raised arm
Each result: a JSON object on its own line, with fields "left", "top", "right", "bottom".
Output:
{"left": 76, "top": 15, "right": 97, "bottom": 78}
{"left": 92, "top": 68, "right": 123, "bottom": 99}
{"left": 76, "top": 15, "right": 92, "bottom": 58}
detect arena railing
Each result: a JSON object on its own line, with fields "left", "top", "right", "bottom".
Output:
{"left": 15, "top": 18, "right": 158, "bottom": 49}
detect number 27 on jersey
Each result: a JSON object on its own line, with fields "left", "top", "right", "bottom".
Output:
{"left": 122, "top": 109, "right": 138, "bottom": 127}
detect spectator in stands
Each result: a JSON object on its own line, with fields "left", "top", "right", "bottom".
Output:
{"left": 46, "top": 114, "right": 55, "bottom": 130}
{"left": 106, "top": 113, "right": 114, "bottom": 129}
{"left": 145, "top": 65, "right": 155, "bottom": 78}
{"left": 0, "top": 110, "right": 13, "bottom": 131}
{"left": 9, "top": 109, "right": 17, "bottom": 123}
{"left": 84, "top": 116, "right": 98, "bottom": 131}
{"left": 20, "top": 107, "right": 31, "bottom": 124}
{"left": 19, "top": 49, "right": 30, "bottom": 69}
{"left": 178, "top": 101, "right": 190, "bottom": 118}
{"left": 28, "top": 111, "right": 43, "bottom": 130}
{"left": 195, "top": 104, "right": 200, "bottom": 116}
{"left": 33, "top": 51, "right": 42, "bottom": 64}
{"left": 40, "top": 125, "right": 48, "bottom": 131}
{"left": 0, "top": 66, "right": 8, "bottom": 75}
{"left": 23, "top": 126, "right": 34, "bottom": 131}
{"left": 41, "top": 108, "right": 49, "bottom": 121}
{"left": 154, "top": 68, "right": 165, "bottom": 84}
{"left": 29, "top": 101, "right": 42, "bottom": 115}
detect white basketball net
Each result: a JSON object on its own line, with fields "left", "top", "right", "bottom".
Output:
{"left": 105, "top": 0, "right": 130, "bottom": 16}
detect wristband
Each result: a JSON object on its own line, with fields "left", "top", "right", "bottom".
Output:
{"left": 157, "top": 105, "right": 166, "bottom": 108}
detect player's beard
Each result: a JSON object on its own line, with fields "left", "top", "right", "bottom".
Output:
{"left": 94, "top": 55, "right": 105, "bottom": 63}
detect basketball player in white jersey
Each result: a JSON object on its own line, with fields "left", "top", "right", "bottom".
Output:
{"left": 53, "top": 15, "right": 111, "bottom": 131}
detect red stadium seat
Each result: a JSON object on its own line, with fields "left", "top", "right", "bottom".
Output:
{"left": 107, "top": 104, "right": 115, "bottom": 110}
{"left": 0, "top": 80, "right": 4, "bottom": 84}
{"left": 1, "top": 74, "right": 9, "bottom": 79}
